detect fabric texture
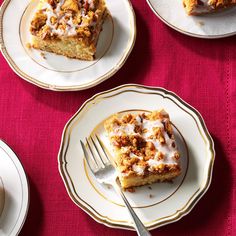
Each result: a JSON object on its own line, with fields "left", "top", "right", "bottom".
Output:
{"left": 0, "top": 0, "right": 235, "bottom": 235}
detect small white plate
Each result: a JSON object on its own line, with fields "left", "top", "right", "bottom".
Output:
{"left": 58, "top": 84, "right": 215, "bottom": 230}
{"left": 0, "top": 0, "right": 136, "bottom": 91}
{"left": 147, "top": 0, "right": 236, "bottom": 38}
{"left": 0, "top": 139, "right": 29, "bottom": 236}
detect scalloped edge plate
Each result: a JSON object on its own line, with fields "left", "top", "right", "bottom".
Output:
{"left": 147, "top": 0, "right": 236, "bottom": 38}
{"left": 58, "top": 84, "right": 215, "bottom": 230}
{"left": 0, "top": 0, "right": 136, "bottom": 91}
{"left": 0, "top": 139, "right": 29, "bottom": 236}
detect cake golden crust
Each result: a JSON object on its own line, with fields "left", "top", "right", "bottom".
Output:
{"left": 30, "top": 0, "right": 107, "bottom": 60}
{"left": 104, "top": 110, "right": 181, "bottom": 189}
{"left": 183, "top": 0, "right": 236, "bottom": 15}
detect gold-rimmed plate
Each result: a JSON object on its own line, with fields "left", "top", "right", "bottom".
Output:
{"left": 0, "top": 0, "right": 136, "bottom": 91}
{"left": 0, "top": 139, "right": 29, "bottom": 235}
{"left": 147, "top": 0, "right": 236, "bottom": 38}
{"left": 58, "top": 84, "right": 215, "bottom": 230}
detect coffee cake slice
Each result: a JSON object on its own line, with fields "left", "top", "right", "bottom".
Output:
{"left": 183, "top": 0, "right": 236, "bottom": 15}
{"left": 104, "top": 110, "right": 181, "bottom": 189}
{"left": 30, "top": 0, "right": 107, "bottom": 60}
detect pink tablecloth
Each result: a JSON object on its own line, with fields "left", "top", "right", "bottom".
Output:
{"left": 0, "top": 0, "right": 235, "bottom": 235}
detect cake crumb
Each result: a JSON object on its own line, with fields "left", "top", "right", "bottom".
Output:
{"left": 127, "top": 187, "right": 135, "bottom": 193}
{"left": 107, "top": 185, "right": 111, "bottom": 189}
{"left": 26, "top": 42, "right": 31, "bottom": 49}
{"left": 198, "top": 21, "right": 205, "bottom": 26}
{"left": 40, "top": 52, "right": 46, "bottom": 59}
{"left": 148, "top": 186, "right": 152, "bottom": 190}
{"left": 149, "top": 194, "right": 153, "bottom": 198}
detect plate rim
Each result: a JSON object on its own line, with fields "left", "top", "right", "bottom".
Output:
{"left": 146, "top": 0, "right": 236, "bottom": 39}
{"left": 57, "top": 83, "right": 215, "bottom": 230}
{"left": 0, "top": 139, "right": 30, "bottom": 236}
{"left": 0, "top": 0, "right": 137, "bottom": 91}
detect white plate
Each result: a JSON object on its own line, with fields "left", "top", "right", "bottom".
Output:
{"left": 147, "top": 0, "right": 236, "bottom": 38}
{"left": 0, "top": 0, "right": 136, "bottom": 91}
{"left": 58, "top": 84, "right": 215, "bottom": 230}
{"left": 0, "top": 140, "right": 29, "bottom": 236}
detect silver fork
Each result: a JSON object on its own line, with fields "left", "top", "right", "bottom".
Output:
{"left": 80, "top": 135, "right": 151, "bottom": 236}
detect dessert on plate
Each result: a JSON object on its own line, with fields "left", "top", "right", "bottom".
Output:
{"left": 30, "top": 0, "right": 107, "bottom": 60}
{"left": 183, "top": 0, "right": 236, "bottom": 15}
{"left": 104, "top": 110, "right": 181, "bottom": 189}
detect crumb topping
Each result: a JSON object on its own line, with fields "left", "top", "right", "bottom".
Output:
{"left": 191, "top": 0, "right": 215, "bottom": 13}
{"left": 30, "top": 0, "right": 106, "bottom": 40}
{"left": 184, "top": 0, "right": 236, "bottom": 14}
{"left": 104, "top": 110, "right": 181, "bottom": 177}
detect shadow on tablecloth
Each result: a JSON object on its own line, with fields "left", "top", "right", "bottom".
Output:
{"left": 19, "top": 7, "right": 152, "bottom": 109}
{"left": 151, "top": 135, "right": 232, "bottom": 235}
{"left": 19, "top": 176, "right": 43, "bottom": 236}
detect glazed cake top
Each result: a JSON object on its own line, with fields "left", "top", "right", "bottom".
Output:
{"left": 184, "top": 0, "right": 236, "bottom": 14}
{"left": 30, "top": 0, "right": 106, "bottom": 39}
{"left": 104, "top": 110, "right": 181, "bottom": 177}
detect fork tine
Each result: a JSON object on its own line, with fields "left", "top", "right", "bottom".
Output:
{"left": 86, "top": 137, "right": 100, "bottom": 167}
{"left": 80, "top": 140, "right": 97, "bottom": 174}
{"left": 95, "top": 135, "right": 110, "bottom": 163}
{"left": 90, "top": 136, "right": 106, "bottom": 167}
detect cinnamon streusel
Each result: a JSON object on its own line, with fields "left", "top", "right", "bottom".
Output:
{"left": 183, "top": 0, "right": 236, "bottom": 15}
{"left": 30, "top": 0, "right": 107, "bottom": 60}
{"left": 104, "top": 110, "right": 181, "bottom": 189}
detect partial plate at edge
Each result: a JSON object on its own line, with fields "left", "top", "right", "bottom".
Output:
{"left": 147, "top": 0, "right": 236, "bottom": 38}
{"left": 58, "top": 84, "right": 215, "bottom": 230}
{"left": 0, "top": 139, "right": 29, "bottom": 236}
{"left": 0, "top": 0, "right": 136, "bottom": 91}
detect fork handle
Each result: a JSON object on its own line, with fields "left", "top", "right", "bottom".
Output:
{"left": 113, "top": 179, "right": 152, "bottom": 236}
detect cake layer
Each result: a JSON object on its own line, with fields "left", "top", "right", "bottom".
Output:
{"left": 104, "top": 110, "right": 181, "bottom": 189}
{"left": 120, "top": 170, "right": 180, "bottom": 189}
{"left": 31, "top": 27, "right": 97, "bottom": 60}
{"left": 183, "top": 0, "right": 236, "bottom": 15}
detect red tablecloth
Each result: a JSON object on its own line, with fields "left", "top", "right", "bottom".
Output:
{"left": 0, "top": 0, "right": 235, "bottom": 235}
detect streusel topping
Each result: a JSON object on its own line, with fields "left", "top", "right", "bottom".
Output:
{"left": 184, "top": 0, "right": 236, "bottom": 14}
{"left": 105, "top": 110, "right": 180, "bottom": 177}
{"left": 30, "top": 0, "right": 105, "bottom": 39}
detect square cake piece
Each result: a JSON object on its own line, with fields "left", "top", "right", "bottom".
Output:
{"left": 183, "top": 0, "right": 236, "bottom": 15}
{"left": 104, "top": 110, "right": 181, "bottom": 189}
{"left": 30, "top": 0, "right": 107, "bottom": 60}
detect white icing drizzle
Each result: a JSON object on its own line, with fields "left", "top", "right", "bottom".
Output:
{"left": 42, "top": 0, "right": 78, "bottom": 37}
{"left": 135, "top": 115, "right": 142, "bottom": 125}
{"left": 87, "top": 0, "right": 95, "bottom": 9}
{"left": 147, "top": 139, "right": 176, "bottom": 164}
{"left": 120, "top": 146, "right": 129, "bottom": 153}
{"left": 111, "top": 123, "right": 136, "bottom": 136}
{"left": 81, "top": 8, "right": 86, "bottom": 17}
{"left": 124, "top": 124, "right": 136, "bottom": 135}
{"left": 130, "top": 152, "right": 142, "bottom": 160}
{"left": 110, "top": 112, "right": 179, "bottom": 174}
{"left": 142, "top": 119, "right": 163, "bottom": 138}
{"left": 146, "top": 129, "right": 177, "bottom": 165}
{"left": 132, "top": 164, "right": 145, "bottom": 175}
{"left": 41, "top": 0, "right": 96, "bottom": 37}
{"left": 120, "top": 147, "right": 143, "bottom": 161}
{"left": 193, "top": 0, "right": 215, "bottom": 14}
{"left": 66, "top": 17, "right": 77, "bottom": 36}
{"left": 121, "top": 172, "right": 129, "bottom": 177}
{"left": 44, "top": 5, "right": 64, "bottom": 36}
{"left": 80, "top": 15, "right": 90, "bottom": 27}
{"left": 147, "top": 159, "right": 162, "bottom": 171}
